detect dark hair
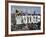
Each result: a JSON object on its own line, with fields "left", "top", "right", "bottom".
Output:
{"left": 16, "top": 9, "right": 19, "bottom": 13}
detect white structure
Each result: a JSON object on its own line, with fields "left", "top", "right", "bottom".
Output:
{"left": 15, "top": 15, "right": 40, "bottom": 24}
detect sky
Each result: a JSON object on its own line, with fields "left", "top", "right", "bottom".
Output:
{"left": 11, "top": 6, "right": 41, "bottom": 14}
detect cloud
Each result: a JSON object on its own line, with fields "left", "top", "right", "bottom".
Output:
{"left": 11, "top": 6, "right": 41, "bottom": 14}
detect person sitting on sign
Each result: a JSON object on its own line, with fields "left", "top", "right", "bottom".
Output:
{"left": 15, "top": 9, "right": 22, "bottom": 24}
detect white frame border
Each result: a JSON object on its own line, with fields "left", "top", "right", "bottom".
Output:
{"left": 8, "top": 3, "right": 43, "bottom": 34}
